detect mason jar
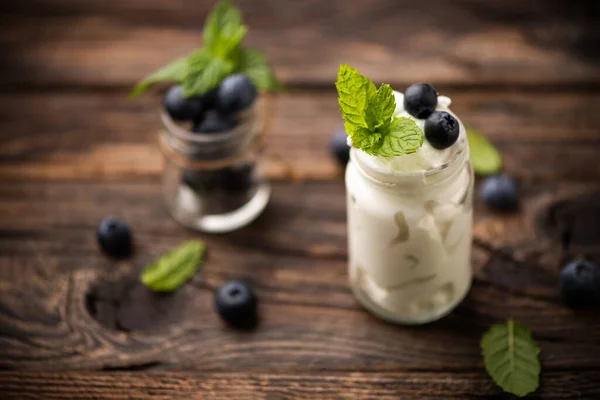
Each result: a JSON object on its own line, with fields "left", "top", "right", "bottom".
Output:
{"left": 159, "top": 97, "right": 272, "bottom": 233}
{"left": 346, "top": 123, "right": 474, "bottom": 324}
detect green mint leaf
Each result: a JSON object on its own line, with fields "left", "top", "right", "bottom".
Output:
{"left": 369, "top": 117, "right": 424, "bottom": 157}
{"left": 140, "top": 240, "right": 206, "bottom": 292}
{"left": 336, "top": 64, "right": 376, "bottom": 130}
{"left": 203, "top": 0, "right": 247, "bottom": 59}
{"left": 238, "top": 47, "right": 281, "bottom": 91}
{"left": 481, "top": 320, "right": 541, "bottom": 397}
{"left": 466, "top": 126, "right": 502, "bottom": 176}
{"left": 350, "top": 126, "right": 382, "bottom": 153}
{"left": 365, "top": 83, "right": 395, "bottom": 132}
{"left": 336, "top": 64, "right": 423, "bottom": 157}
{"left": 182, "top": 50, "right": 234, "bottom": 97}
{"left": 129, "top": 56, "right": 188, "bottom": 98}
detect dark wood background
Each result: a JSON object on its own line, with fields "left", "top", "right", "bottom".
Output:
{"left": 1, "top": 0, "right": 600, "bottom": 398}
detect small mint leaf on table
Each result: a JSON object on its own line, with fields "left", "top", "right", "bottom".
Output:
{"left": 466, "top": 126, "right": 502, "bottom": 176}
{"left": 481, "top": 319, "right": 541, "bottom": 397}
{"left": 335, "top": 64, "right": 423, "bottom": 157}
{"left": 140, "top": 240, "right": 206, "bottom": 292}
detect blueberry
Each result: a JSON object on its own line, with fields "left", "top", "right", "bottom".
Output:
{"left": 96, "top": 217, "right": 132, "bottom": 259}
{"left": 559, "top": 260, "right": 600, "bottom": 307}
{"left": 163, "top": 85, "right": 204, "bottom": 121}
{"left": 214, "top": 280, "right": 258, "bottom": 328}
{"left": 217, "top": 74, "right": 257, "bottom": 114}
{"left": 330, "top": 125, "right": 350, "bottom": 166}
{"left": 403, "top": 83, "right": 438, "bottom": 119}
{"left": 194, "top": 110, "right": 236, "bottom": 134}
{"left": 202, "top": 88, "right": 219, "bottom": 110}
{"left": 480, "top": 175, "right": 519, "bottom": 212}
{"left": 424, "top": 111, "right": 460, "bottom": 150}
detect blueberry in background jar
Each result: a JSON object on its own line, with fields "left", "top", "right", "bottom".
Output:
{"left": 163, "top": 85, "right": 205, "bottom": 121}
{"left": 217, "top": 74, "right": 257, "bottom": 114}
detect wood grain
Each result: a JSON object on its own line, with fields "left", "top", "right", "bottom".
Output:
{"left": 1, "top": 90, "right": 599, "bottom": 182}
{"left": 1, "top": 181, "right": 599, "bottom": 374}
{"left": 1, "top": 0, "right": 599, "bottom": 88}
{"left": 1, "top": 0, "right": 600, "bottom": 396}
{"left": 1, "top": 371, "right": 599, "bottom": 399}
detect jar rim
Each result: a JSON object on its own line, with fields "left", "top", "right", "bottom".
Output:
{"left": 161, "top": 107, "right": 255, "bottom": 145}
{"left": 350, "top": 128, "right": 469, "bottom": 190}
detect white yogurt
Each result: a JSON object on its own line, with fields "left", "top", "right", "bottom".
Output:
{"left": 346, "top": 92, "right": 473, "bottom": 324}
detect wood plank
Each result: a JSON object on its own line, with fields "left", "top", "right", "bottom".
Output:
{"left": 1, "top": 90, "right": 599, "bottom": 182}
{"left": 1, "top": 181, "right": 599, "bottom": 372}
{"left": 1, "top": 0, "right": 599, "bottom": 88}
{"left": 0, "top": 371, "right": 599, "bottom": 399}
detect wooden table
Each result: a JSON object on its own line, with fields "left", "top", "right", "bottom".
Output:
{"left": 1, "top": 0, "right": 599, "bottom": 398}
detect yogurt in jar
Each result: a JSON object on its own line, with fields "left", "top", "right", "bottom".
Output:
{"left": 346, "top": 91, "right": 474, "bottom": 324}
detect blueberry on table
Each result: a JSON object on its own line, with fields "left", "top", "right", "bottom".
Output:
{"left": 560, "top": 260, "right": 600, "bottom": 307}
{"left": 217, "top": 74, "right": 257, "bottom": 114}
{"left": 194, "top": 110, "right": 236, "bottom": 134}
{"left": 330, "top": 125, "right": 350, "bottom": 166}
{"left": 214, "top": 280, "right": 258, "bottom": 328}
{"left": 424, "top": 111, "right": 460, "bottom": 150}
{"left": 480, "top": 175, "right": 519, "bottom": 212}
{"left": 96, "top": 217, "right": 132, "bottom": 259}
{"left": 163, "top": 85, "right": 204, "bottom": 121}
{"left": 403, "top": 82, "right": 438, "bottom": 119}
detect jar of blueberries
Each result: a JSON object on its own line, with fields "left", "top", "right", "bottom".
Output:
{"left": 160, "top": 74, "right": 272, "bottom": 233}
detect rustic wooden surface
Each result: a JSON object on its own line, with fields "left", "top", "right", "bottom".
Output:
{"left": 1, "top": 0, "right": 600, "bottom": 398}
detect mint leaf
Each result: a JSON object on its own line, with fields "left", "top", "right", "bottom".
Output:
{"left": 203, "top": 0, "right": 246, "bottom": 59}
{"left": 350, "top": 126, "right": 382, "bottom": 153}
{"left": 129, "top": 56, "right": 188, "bottom": 98}
{"left": 239, "top": 48, "right": 281, "bottom": 91}
{"left": 365, "top": 83, "right": 395, "bottom": 132}
{"left": 336, "top": 64, "right": 376, "bottom": 130}
{"left": 131, "top": 0, "right": 281, "bottom": 98}
{"left": 481, "top": 320, "right": 541, "bottom": 397}
{"left": 466, "top": 126, "right": 502, "bottom": 176}
{"left": 335, "top": 64, "right": 423, "bottom": 157}
{"left": 182, "top": 51, "right": 235, "bottom": 97}
{"left": 370, "top": 117, "right": 424, "bottom": 157}
{"left": 140, "top": 241, "right": 206, "bottom": 292}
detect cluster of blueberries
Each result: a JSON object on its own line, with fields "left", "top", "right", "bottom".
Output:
{"left": 96, "top": 217, "right": 258, "bottom": 329}
{"left": 164, "top": 74, "right": 259, "bottom": 197}
{"left": 164, "top": 73, "right": 257, "bottom": 132}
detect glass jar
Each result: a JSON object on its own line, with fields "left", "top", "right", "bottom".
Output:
{"left": 160, "top": 97, "right": 272, "bottom": 233}
{"left": 346, "top": 131, "right": 474, "bottom": 325}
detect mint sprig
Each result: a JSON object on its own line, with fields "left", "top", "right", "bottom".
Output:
{"left": 335, "top": 65, "right": 423, "bottom": 157}
{"left": 140, "top": 240, "right": 206, "bottom": 292}
{"left": 481, "top": 320, "right": 541, "bottom": 397}
{"left": 130, "top": 0, "right": 279, "bottom": 98}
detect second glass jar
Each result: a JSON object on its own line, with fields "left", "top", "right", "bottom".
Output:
{"left": 160, "top": 99, "right": 271, "bottom": 233}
